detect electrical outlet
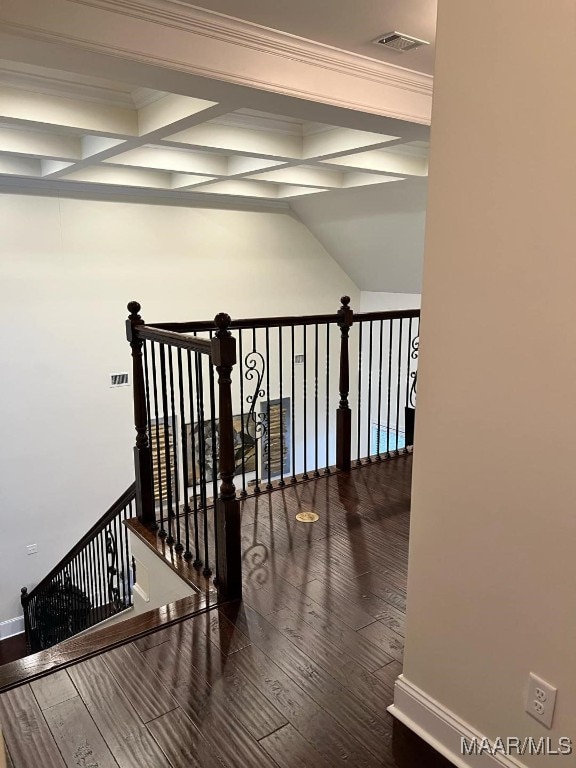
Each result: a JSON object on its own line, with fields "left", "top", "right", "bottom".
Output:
{"left": 26, "top": 544, "right": 38, "bottom": 555}
{"left": 525, "top": 673, "right": 557, "bottom": 728}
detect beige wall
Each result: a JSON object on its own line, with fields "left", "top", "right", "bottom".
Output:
{"left": 0, "top": 194, "right": 358, "bottom": 624}
{"left": 399, "top": 0, "right": 576, "bottom": 764}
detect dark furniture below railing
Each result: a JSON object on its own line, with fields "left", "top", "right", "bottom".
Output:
{"left": 21, "top": 483, "right": 136, "bottom": 654}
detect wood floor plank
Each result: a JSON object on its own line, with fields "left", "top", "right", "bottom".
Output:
{"left": 143, "top": 631, "right": 286, "bottom": 744}
{"left": 68, "top": 656, "right": 171, "bottom": 768}
{"left": 30, "top": 670, "right": 77, "bottom": 711}
{"left": 259, "top": 723, "right": 333, "bottom": 768}
{"left": 358, "top": 621, "right": 404, "bottom": 663}
{"left": 261, "top": 587, "right": 394, "bottom": 672}
{"left": 232, "top": 643, "right": 386, "bottom": 768}
{"left": 222, "top": 604, "right": 394, "bottom": 764}
{"left": 0, "top": 685, "right": 65, "bottom": 768}
{"left": 43, "top": 696, "right": 118, "bottom": 768}
{"left": 102, "top": 644, "right": 178, "bottom": 723}
{"left": 355, "top": 573, "right": 407, "bottom": 612}
{"left": 374, "top": 661, "right": 403, "bottom": 691}
{"left": 266, "top": 607, "right": 394, "bottom": 716}
{"left": 298, "top": 578, "right": 376, "bottom": 629}
{"left": 147, "top": 707, "right": 228, "bottom": 768}
{"left": 195, "top": 607, "right": 251, "bottom": 656}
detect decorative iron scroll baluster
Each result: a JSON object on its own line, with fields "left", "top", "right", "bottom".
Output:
{"left": 409, "top": 334, "right": 419, "bottom": 408}
{"left": 244, "top": 347, "right": 268, "bottom": 495}
{"left": 105, "top": 528, "right": 123, "bottom": 613}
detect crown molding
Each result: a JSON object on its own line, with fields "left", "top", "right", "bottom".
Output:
{"left": 70, "top": 0, "right": 433, "bottom": 96}
{"left": 0, "top": 0, "right": 432, "bottom": 125}
{"left": 0, "top": 63, "right": 136, "bottom": 107}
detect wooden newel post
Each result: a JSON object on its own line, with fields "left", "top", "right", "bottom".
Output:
{"left": 211, "top": 312, "right": 242, "bottom": 600}
{"left": 336, "top": 296, "right": 353, "bottom": 471}
{"left": 126, "top": 301, "right": 156, "bottom": 529}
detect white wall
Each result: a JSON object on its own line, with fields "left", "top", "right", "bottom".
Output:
{"left": 360, "top": 292, "right": 421, "bottom": 313}
{"left": 292, "top": 178, "right": 427, "bottom": 293}
{"left": 0, "top": 193, "right": 358, "bottom": 624}
{"left": 396, "top": 1, "right": 576, "bottom": 764}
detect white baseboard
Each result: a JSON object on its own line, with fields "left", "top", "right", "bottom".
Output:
{"left": 0, "top": 616, "right": 24, "bottom": 641}
{"left": 388, "top": 676, "right": 526, "bottom": 768}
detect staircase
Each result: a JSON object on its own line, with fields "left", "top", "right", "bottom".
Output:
{"left": 12, "top": 297, "right": 420, "bottom": 662}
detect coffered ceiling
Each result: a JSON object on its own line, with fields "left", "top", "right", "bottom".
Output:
{"left": 0, "top": 62, "right": 428, "bottom": 208}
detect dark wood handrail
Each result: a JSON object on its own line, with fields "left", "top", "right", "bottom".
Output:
{"left": 136, "top": 325, "right": 213, "bottom": 353}
{"left": 145, "top": 307, "right": 420, "bottom": 334}
{"left": 147, "top": 313, "right": 342, "bottom": 333}
{"left": 354, "top": 309, "right": 420, "bottom": 321}
{"left": 23, "top": 482, "right": 136, "bottom": 604}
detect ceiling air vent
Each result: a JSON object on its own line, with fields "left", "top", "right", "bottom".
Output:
{"left": 374, "top": 32, "right": 429, "bottom": 52}
{"left": 110, "top": 372, "right": 129, "bottom": 388}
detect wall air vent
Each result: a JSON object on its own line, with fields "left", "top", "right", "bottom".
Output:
{"left": 110, "top": 372, "right": 129, "bottom": 387}
{"left": 374, "top": 32, "right": 429, "bottom": 52}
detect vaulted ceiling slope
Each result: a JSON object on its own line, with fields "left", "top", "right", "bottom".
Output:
{"left": 292, "top": 176, "right": 427, "bottom": 294}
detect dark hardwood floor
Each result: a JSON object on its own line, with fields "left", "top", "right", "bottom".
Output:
{"left": 0, "top": 455, "right": 451, "bottom": 768}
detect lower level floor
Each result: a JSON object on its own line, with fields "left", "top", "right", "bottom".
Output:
{"left": 0, "top": 455, "right": 451, "bottom": 767}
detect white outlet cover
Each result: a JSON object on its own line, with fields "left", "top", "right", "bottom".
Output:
{"left": 526, "top": 672, "right": 557, "bottom": 729}
{"left": 26, "top": 544, "right": 38, "bottom": 555}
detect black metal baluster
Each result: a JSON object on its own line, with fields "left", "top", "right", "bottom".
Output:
{"left": 91, "top": 536, "right": 101, "bottom": 624}
{"left": 314, "top": 323, "right": 319, "bottom": 477}
{"left": 291, "top": 325, "right": 296, "bottom": 483}
{"left": 395, "top": 318, "right": 403, "bottom": 455}
{"left": 143, "top": 341, "right": 152, "bottom": 467}
{"left": 177, "top": 348, "right": 191, "bottom": 560}
{"left": 208, "top": 334, "right": 219, "bottom": 581}
{"left": 187, "top": 350, "right": 201, "bottom": 567}
{"left": 278, "top": 326, "right": 285, "bottom": 487}
{"left": 252, "top": 327, "right": 261, "bottom": 495}
{"left": 150, "top": 342, "right": 165, "bottom": 538}
{"left": 159, "top": 344, "right": 174, "bottom": 545}
{"left": 239, "top": 329, "right": 247, "bottom": 496}
{"left": 405, "top": 318, "right": 413, "bottom": 450}
{"left": 122, "top": 504, "right": 131, "bottom": 603}
{"left": 377, "top": 319, "right": 384, "bottom": 460}
{"left": 386, "top": 320, "right": 393, "bottom": 457}
{"left": 168, "top": 348, "right": 182, "bottom": 552}
{"left": 113, "top": 513, "right": 124, "bottom": 610}
{"left": 88, "top": 539, "right": 97, "bottom": 622}
{"left": 265, "top": 326, "right": 272, "bottom": 490}
{"left": 356, "top": 322, "right": 363, "bottom": 465}
{"left": 302, "top": 325, "right": 309, "bottom": 480}
{"left": 195, "top": 350, "right": 210, "bottom": 575}
{"left": 325, "top": 323, "right": 331, "bottom": 474}
{"left": 366, "top": 320, "right": 374, "bottom": 461}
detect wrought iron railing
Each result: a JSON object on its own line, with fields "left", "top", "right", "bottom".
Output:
{"left": 127, "top": 304, "right": 241, "bottom": 599}
{"left": 140, "top": 297, "right": 420, "bottom": 501}
{"left": 21, "top": 483, "right": 136, "bottom": 653}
